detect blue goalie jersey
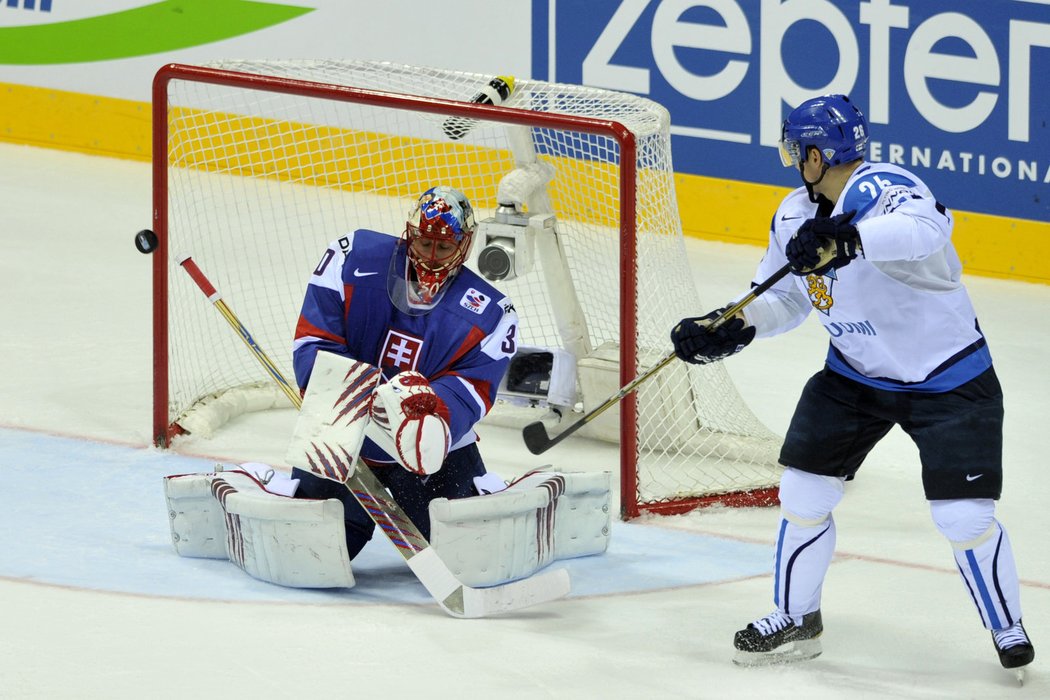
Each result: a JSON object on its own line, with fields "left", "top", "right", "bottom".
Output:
{"left": 292, "top": 229, "right": 519, "bottom": 462}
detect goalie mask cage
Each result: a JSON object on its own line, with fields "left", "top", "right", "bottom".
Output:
{"left": 151, "top": 60, "right": 783, "bottom": 519}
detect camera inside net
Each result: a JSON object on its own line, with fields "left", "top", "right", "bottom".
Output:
{"left": 475, "top": 206, "right": 554, "bottom": 282}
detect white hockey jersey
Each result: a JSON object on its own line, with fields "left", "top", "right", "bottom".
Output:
{"left": 743, "top": 162, "right": 991, "bottom": 392}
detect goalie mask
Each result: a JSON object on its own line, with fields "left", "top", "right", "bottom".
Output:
{"left": 390, "top": 186, "right": 476, "bottom": 313}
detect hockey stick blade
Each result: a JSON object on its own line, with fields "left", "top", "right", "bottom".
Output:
{"left": 521, "top": 262, "right": 793, "bottom": 455}
{"left": 522, "top": 420, "right": 554, "bottom": 455}
{"left": 521, "top": 352, "right": 674, "bottom": 455}
{"left": 407, "top": 547, "right": 571, "bottom": 618}
{"left": 463, "top": 567, "right": 571, "bottom": 618}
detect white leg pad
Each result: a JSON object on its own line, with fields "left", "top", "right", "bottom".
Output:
{"left": 164, "top": 469, "right": 354, "bottom": 589}
{"left": 773, "top": 468, "right": 845, "bottom": 617}
{"left": 429, "top": 470, "right": 611, "bottom": 587}
{"left": 931, "top": 499, "right": 1023, "bottom": 630}
{"left": 164, "top": 470, "right": 229, "bottom": 559}
{"left": 772, "top": 515, "right": 836, "bottom": 618}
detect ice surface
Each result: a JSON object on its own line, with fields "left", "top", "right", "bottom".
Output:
{"left": 1, "top": 143, "right": 1046, "bottom": 698}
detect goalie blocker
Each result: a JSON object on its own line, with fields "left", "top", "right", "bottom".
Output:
{"left": 164, "top": 463, "right": 611, "bottom": 590}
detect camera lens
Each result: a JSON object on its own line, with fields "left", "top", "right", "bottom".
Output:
{"left": 478, "top": 240, "right": 515, "bottom": 281}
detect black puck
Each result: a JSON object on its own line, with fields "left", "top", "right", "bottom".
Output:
{"left": 135, "top": 229, "right": 159, "bottom": 254}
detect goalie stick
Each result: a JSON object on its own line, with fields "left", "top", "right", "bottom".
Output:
{"left": 522, "top": 261, "right": 794, "bottom": 455}
{"left": 171, "top": 248, "right": 570, "bottom": 618}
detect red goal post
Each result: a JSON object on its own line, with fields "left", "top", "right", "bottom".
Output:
{"left": 150, "top": 60, "right": 782, "bottom": 518}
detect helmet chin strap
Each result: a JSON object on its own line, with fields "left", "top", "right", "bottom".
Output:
{"left": 800, "top": 162, "right": 830, "bottom": 204}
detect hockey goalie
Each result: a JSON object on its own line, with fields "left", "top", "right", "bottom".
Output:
{"left": 164, "top": 185, "right": 611, "bottom": 591}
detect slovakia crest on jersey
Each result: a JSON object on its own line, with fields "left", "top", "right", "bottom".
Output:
{"left": 381, "top": 329, "right": 423, "bottom": 371}
{"left": 460, "top": 288, "right": 491, "bottom": 314}
{"left": 805, "top": 269, "right": 837, "bottom": 315}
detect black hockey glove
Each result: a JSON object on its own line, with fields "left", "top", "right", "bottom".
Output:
{"left": 671, "top": 308, "right": 756, "bottom": 365}
{"left": 785, "top": 210, "right": 860, "bottom": 276}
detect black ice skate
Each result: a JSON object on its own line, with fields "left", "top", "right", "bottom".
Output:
{"left": 733, "top": 609, "right": 823, "bottom": 666}
{"left": 992, "top": 620, "right": 1034, "bottom": 683}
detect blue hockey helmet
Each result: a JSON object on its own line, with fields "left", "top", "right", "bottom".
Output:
{"left": 779, "top": 94, "right": 868, "bottom": 168}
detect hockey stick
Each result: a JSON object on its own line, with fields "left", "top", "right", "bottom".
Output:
{"left": 522, "top": 261, "right": 793, "bottom": 455}
{"left": 174, "top": 252, "right": 570, "bottom": 618}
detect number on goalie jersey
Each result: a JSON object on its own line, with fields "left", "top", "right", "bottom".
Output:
{"left": 672, "top": 95, "right": 1033, "bottom": 673}
{"left": 290, "top": 186, "right": 519, "bottom": 559}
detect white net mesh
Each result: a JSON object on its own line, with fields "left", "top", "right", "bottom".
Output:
{"left": 157, "top": 59, "right": 782, "bottom": 515}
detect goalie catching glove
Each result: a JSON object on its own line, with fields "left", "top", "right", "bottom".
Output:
{"left": 671, "top": 308, "right": 756, "bottom": 365}
{"left": 369, "top": 371, "right": 451, "bottom": 476}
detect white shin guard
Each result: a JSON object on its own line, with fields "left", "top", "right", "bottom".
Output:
{"left": 773, "top": 516, "right": 837, "bottom": 618}
{"left": 931, "top": 499, "right": 1023, "bottom": 630}
{"left": 774, "top": 468, "right": 845, "bottom": 618}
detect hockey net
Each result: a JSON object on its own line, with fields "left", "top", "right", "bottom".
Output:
{"left": 151, "top": 60, "right": 782, "bottom": 518}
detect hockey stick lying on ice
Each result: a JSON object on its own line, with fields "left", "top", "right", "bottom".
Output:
{"left": 173, "top": 250, "right": 571, "bottom": 618}
{"left": 522, "top": 261, "right": 794, "bottom": 455}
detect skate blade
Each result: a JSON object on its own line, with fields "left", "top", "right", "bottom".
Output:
{"left": 733, "top": 638, "right": 822, "bottom": 667}
{"left": 1014, "top": 667, "right": 1026, "bottom": 685}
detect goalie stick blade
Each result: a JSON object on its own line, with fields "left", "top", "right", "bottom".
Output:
{"left": 461, "top": 567, "right": 571, "bottom": 619}
{"left": 522, "top": 421, "right": 553, "bottom": 455}
{"left": 406, "top": 544, "right": 571, "bottom": 618}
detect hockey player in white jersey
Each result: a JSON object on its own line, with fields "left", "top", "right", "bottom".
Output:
{"left": 670, "top": 94, "right": 1034, "bottom": 675}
